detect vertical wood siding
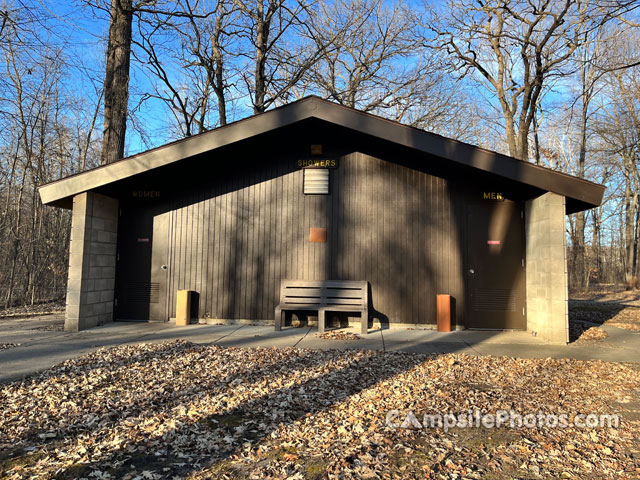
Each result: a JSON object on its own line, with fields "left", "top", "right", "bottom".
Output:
{"left": 164, "top": 152, "right": 464, "bottom": 325}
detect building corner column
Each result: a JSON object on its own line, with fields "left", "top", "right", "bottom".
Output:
{"left": 65, "top": 192, "right": 119, "bottom": 332}
{"left": 525, "top": 193, "right": 569, "bottom": 344}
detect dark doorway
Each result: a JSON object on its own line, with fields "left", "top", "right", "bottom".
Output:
{"left": 465, "top": 200, "right": 526, "bottom": 329}
{"left": 114, "top": 205, "right": 169, "bottom": 322}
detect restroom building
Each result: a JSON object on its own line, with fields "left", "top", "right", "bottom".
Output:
{"left": 39, "top": 97, "right": 604, "bottom": 343}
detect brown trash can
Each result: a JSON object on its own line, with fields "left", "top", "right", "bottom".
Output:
{"left": 176, "top": 290, "right": 192, "bottom": 326}
{"left": 436, "top": 294, "right": 452, "bottom": 332}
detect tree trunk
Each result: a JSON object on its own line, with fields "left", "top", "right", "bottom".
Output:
{"left": 532, "top": 112, "right": 541, "bottom": 166}
{"left": 574, "top": 212, "right": 586, "bottom": 291}
{"left": 213, "top": 11, "right": 227, "bottom": 126}
{"left": 101, "top": 0, "right": 133, "bottom": 165}
{"left": 590, "top": 207, "right": 602, "bottom": 287}
{"left": 253, "top": 0, "right": 267, "bottom": 114}
{"left": 5, "top": 175, "right": 25, "bottom": 309}
{"left": 516, "top": 121, "right": 530, "bottom": 161}
{"left": 634, "top": 197, "right": 640, "bottom": 279}
{"left": 573, "top": 88, "right": 589, "bottom": 291}
{"left": 624, "top": 155, "right": 635, "bottom": 283}
{"left": 215, "top": 62, "right": 227, "bottom": 125}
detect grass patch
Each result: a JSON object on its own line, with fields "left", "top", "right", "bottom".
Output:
{"left": 448, "top": 426, "right": 519, "bottom": 451}
{"left": 0, "top": 449, "right": 47, "bottom": 475}
{"left": 304, "top": 456, "right": 328, "bottom": 480}
{"left": 264, "top": 445, "right": 299, "bottom": 461}
{"left": 53, "top": 463, "right": 94, "bottom": 479}
{"left": 203, "top": 413, "right": 246, "bottom": 428}
{"left": 187, "top": 460, "right": 240, "bottom": 479}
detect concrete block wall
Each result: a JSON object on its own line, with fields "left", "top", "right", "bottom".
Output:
{"left": 65, "top": 192, "right": 119, "bottom": 332}
{"left": 525, "top": 192, "right": 569, "bottom": 344}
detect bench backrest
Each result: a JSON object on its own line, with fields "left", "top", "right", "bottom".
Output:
{"left": 279, "top": 280, "right": 368, "bottom": 308}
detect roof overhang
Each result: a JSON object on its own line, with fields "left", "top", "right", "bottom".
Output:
{"left": 39, "top": 96, "right": 604, "bottom": 213}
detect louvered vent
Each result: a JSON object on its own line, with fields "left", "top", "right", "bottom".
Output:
{"left": 474, "top": 289, "right": 516, "bottom": 311}
{"left": 304, "top": 169, "right": 329, "bottom": 194}
{"left": 126, "top": 282, "right": 160, "bottom": 304}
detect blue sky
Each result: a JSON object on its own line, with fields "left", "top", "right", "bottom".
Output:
{"left": 34, "top": 0, "right": 186, "bottom": 155}
{"left": 22, "top": 0, "right": 629, "bottom": 164}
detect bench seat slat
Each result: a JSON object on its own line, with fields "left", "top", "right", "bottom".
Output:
{"left": 282, "top": 279, "right": 366, "bottom": 288}
{"left": 322, "top": 299, "right": 366, "bottom": 306}
{"left": 282, "top": 299, "right": 323, "bottom": 304}
{"left": 281, "top": 280, "right": 327, "bottom": 288}
{"left": 320, "top": 306, "right": 366, "bottom": 313}
{"left": 319, "top": 281, "right": 367, "bottom": 288}
{"left": 281, "top": 302, "right": 324, "bottom": 307}
{"left": 282, "top": 288, "right": 323, "bottom": 297}
{"left": 322, "top": 288, "right": 365, "bottom": 297}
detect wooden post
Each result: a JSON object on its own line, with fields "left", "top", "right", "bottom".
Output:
{"left": 437, "top": 294, "right": 452, "bottom": 332}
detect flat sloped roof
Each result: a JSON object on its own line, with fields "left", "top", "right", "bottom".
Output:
{"left": 39, "top": 96, "right": 604, "bottom": 213}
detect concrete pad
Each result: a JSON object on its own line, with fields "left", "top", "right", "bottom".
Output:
{"left": 0, "top": 341, "right": 111, "bottom": 383}
{"left": 0, "top": 314, "right": 64, "bottom": 335}
{"left": 382, "top": 330, "right": 476, "bottom": 355}
{"left": 1, "top": 317, "right": 639, "bottom": 385}
{"left": 382, "top": 329, "right": 548, "bottom": 347}
{"left": 381, "top": 328, "right": 560, "bottom": 356}
{"left": 601, "top": 325, "right": 640, "bottom": 346}
{"left": 191, "top": 324, "right": 246, "bottom": 334}
{"left": 466, "top": 343, "right": 572, "bottom": 360}
{"left": 0, "top": 330, "right": 67, "bottom": 345}
{"left": 449, "top": 330, "right": 542, "bottom": 345}
{"left": 213, "top": 326, "right": 311, "bottom": 349}
{"left": 382, "top": 328, "right": 469, "bottom": 345}
{"left": 385, "top": 342, "right": 480, "bottom": 356}
{"left": 224, "top": 325, "right": 292, "bottom": 337}
{"left": 144, "top": 324, "right": 242, "bottom": 344}
{"left": 585, "top": 348, "right": 640, "bottom": 363}
{"left": 0, "top": 313, "right": 64, "bottom": 327}
{"left": 0, "top": 314, "right": 68, "bottom": 348}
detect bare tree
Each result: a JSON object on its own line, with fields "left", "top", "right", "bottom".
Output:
{"left": 233, "top": 0, "right": 328, "bottom": 113}
{"left": 569, "top": 26, "right": 610, "bottom": 290}
{"left": 0, "top": 1, "right": 101, "bottom": 308}
{"left": 183, "top": 0, "right": 238, "bottom": 127}
{"left": 133, "top": 0, "right": 239, "bottom": 135}
{"left": 88, "top": 0, "right": 220, "bottom": 158}
{"left": 305, "top": 0, "right": 419, "bottom": 111}
{"left": 423, "top": 0, "right": 612, "bottom": 161}
{"left": 101, "top": 0, "right": 133, "bottom": 164}
{"left": 591, "top": 28, "right": 640, "bottom": 283}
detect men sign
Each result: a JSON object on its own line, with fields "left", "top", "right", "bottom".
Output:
{"left": 483, "top": 192, "right": 504, "bottom": 201}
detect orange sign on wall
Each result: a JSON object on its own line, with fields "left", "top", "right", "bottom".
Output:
{"left": 309, "top": 228, "right": 327, "bottom": 243}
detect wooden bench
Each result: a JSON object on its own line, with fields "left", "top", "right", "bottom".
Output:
{"left": 274, "top": 280, "right": 369, "bottom": 334}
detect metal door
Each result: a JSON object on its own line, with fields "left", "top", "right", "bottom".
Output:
{"left": 114, "top": 205, "right": 169, "bottom": 321}
{"left": 465, "top": 201, "right": 526, "bottom": 329}
{"left": 149, "top": 211, "right": 169, "bottom": 321}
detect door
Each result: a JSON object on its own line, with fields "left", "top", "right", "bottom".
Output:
{"left": 465, "top": 201, "right": 526, "bottom": 329}
{"left": 114, "top": 205, "right": 169, "bottom": 321}
{"left": 149, "top": 211, "right": 170, "bottom": 321}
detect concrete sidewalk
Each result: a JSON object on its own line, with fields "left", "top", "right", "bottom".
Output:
{"left": 1, "top": 315, "right": 639, "bottom": 384}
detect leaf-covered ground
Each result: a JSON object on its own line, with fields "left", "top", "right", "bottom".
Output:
{"left": 570, "top": 290, "right": 640, "bottom": 333}
{"left": 0, "top": 301, "right": 64, "bottom": 320}
{"left": 1, "top": 341, "right": 639, "bottom": 479}
{"left": 570, "top": 302, "right": 640, "bottom": 335}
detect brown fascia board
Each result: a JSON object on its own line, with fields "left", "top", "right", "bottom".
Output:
{"left": 38, "top": 98, "right": 317, "bottom": 206}
{"left": 309, "top": 100, "right": 605, "bottom": 209}
{"left": 39, "top": 96, "right": 604, "bottom": 210}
